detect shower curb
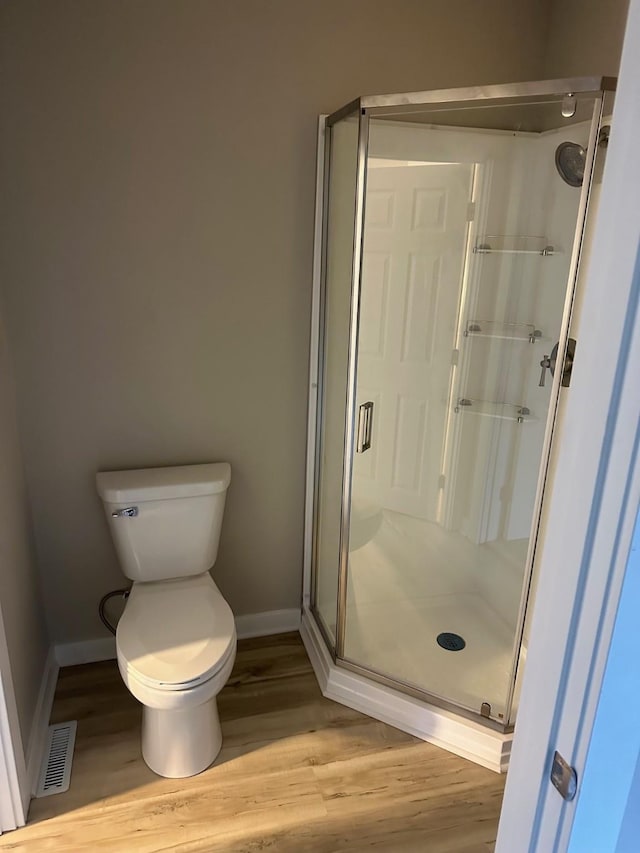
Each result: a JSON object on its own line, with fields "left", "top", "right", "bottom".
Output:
{"left": 300, "top": 608, "right": 511, "bottom": 774}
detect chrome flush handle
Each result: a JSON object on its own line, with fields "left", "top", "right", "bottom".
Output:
{"left": 111, "top": 506, "right": 139, "bottom": 518}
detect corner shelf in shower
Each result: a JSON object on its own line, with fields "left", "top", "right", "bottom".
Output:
{"left": 473, "top": 235, "right": 555, "bottom": 255}
{"left": 455, "top": 398, "right": 535, "bottom": 423}
{"left": 463, "top": 320, "right": 543, "bottom": 343}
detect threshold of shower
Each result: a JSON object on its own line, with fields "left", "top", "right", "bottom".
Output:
{"left": 300, "top": 607, "right": 512, "bottom": 773}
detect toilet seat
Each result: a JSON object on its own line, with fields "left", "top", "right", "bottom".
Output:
{"left": 116, "top": 574, "right": 236, "bottom": 691}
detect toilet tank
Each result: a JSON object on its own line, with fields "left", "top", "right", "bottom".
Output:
{"left": 96, "top": 463, "right": 231, "bottom": 583}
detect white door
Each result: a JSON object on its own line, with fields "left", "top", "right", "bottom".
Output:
{"left": 353, "top": 162, "right": 473, "bottom": 520}
{"left": 496, "top": 6, "right": 640, "bottom": 848}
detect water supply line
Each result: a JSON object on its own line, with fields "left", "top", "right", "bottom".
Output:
{"left": 99, "top": 587, "right": 130, "bottom": 635}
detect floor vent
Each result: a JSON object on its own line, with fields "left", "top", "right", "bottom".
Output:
{"left": 35, "top": 721, "right": 77, "bottom": 798}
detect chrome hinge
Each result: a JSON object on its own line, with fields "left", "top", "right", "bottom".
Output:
{"left": 550, "top": 751, "right": 578, "bottom": 801}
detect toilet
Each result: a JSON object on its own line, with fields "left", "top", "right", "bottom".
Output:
{"left": 96, "top": 462, "right": 236, "bottom": 778}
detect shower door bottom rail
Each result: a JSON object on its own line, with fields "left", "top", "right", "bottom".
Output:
{"left": 335, "top": 651, "right": 513, "bottom": 733}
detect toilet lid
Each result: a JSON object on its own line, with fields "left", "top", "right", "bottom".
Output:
{"left": 116, "top": 574, "right": 236, "bottom": 690}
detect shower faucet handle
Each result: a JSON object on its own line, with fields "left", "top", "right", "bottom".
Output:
{"left": 539, "top": 354, "right": 552, "bottom": 387}
{"left": 539, "top": 340, "right": 576, "bottom": 389}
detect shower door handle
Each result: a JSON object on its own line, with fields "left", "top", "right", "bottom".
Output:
{"left": 356, "top": 402, "right": 374, "bottom": 453}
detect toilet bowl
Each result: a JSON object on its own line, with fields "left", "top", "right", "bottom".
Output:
{"left": 96, "top": 462, "right": 235, "bottom": 778}
{"left": 116, "top": 573, "right": 237, "bottom": 777}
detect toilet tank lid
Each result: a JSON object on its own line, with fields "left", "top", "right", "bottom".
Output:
{"left": 96, "top": 463, "right": 231, "bottom": 503}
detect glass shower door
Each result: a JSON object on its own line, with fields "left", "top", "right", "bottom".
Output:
{"left": 342, "top": 99, "right": 601, "bottom": 722}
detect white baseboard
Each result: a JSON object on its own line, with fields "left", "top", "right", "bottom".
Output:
{"left": 55, "top": 637, "right": 116, "bottom": 668}
{"left": 300, "top": 608, "right": 511, "bottom": 774}
{"left": 25, "top": 648, "right": 59, "bottom": 800}
{"left": 235, "top": 608, "right": 301, "bottom": 640}
{"left": 54, "top": 608, "right": 303, "bottom": 668}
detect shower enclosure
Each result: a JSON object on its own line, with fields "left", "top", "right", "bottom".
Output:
{"left": 304, "top": 78, "right": 615, "bottom": 743}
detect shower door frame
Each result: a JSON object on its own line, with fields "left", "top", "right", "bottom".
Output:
{"left": 305, "top": 77, "right": 616, "bottom": 732}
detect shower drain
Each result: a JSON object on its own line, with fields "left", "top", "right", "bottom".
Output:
{"left": 436, "top": 632, "right": 466, "bottom": 651}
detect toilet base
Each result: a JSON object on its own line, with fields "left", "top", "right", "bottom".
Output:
{"left": 141, "top": 698, "right": 222, "bottom": 778}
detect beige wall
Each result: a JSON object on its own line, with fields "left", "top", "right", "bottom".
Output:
{"left": 545, "top": 0, "right": 630, "bottom": 76}
{"left": 0, "top": 308, "right": 49, "bottom": 751}
{"left": 0, "top": 0, "right": 555, "bottom": 645}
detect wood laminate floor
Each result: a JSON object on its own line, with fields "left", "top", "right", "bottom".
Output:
{"left": 1, "top": 633, "right": 505, "bottom": 852}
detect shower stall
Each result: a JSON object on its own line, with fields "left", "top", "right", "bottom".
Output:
{"left": 301, "top": 78, "right": 616, "bottom": 769}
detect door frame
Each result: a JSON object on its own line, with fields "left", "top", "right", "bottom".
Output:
{"left": 496, "top": 2, "right": 639, "bottom": 848}
{"left": 302, "top": 115, "right": 326, "bottom": 614}
{"left": 0, "top": 608, "right": 28, "bottom": 832}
